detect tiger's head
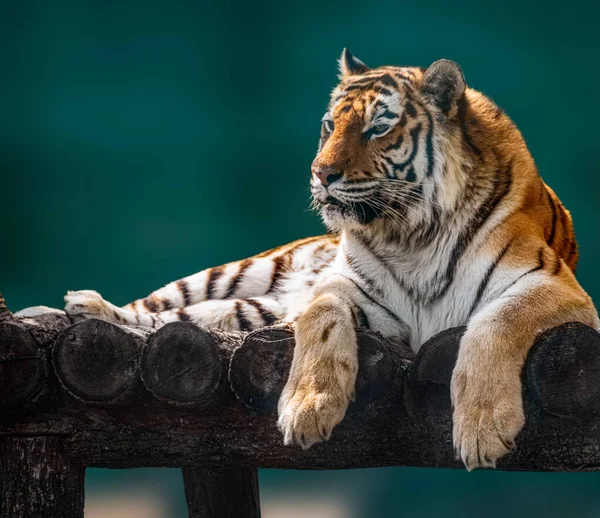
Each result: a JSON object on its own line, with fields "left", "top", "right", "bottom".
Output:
{"left": 312, "top": 49, "right": 470, "bottom": 234}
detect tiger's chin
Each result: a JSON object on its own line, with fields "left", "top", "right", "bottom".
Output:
{"left": 319, "top": 197, "right": 382, "bottom": 231}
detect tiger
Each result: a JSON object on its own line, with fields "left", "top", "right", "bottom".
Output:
{"left": 65, "top": 49, "right": 599, "bottom": 470}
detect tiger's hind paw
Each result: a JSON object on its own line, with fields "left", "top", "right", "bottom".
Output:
{"left": 64, "top": 290, "right": 120, "bottom": 323}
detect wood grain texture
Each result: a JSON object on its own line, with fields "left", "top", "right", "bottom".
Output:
{"left": 0, "top": 320, "right": 47, "bottom": 408}
{"left": 52, "top": 319, "right": 144, "bottom": 403}
{"left": 0, "top": 436, "right": 85, "bottom": 518}
{"left": 527, "top": 322, "right": 600, "bottom": 418}
{"left": 142, "top": 322, "right": 222, "bottom": 405}
{"left": 229, "top": 326, "right": 414, "bottom": 413}
{"left": 182, "top": 467, "right": 260, "bottom": 518}
{"left": 0, "top": 316, "right": 599, "bottom": 472}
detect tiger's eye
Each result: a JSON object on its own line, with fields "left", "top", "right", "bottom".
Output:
{"left": 323, "top": 119, "right": 334, "bottom": 133}
{"left": 372, "top": 124, "right": 390, "bottom": 135}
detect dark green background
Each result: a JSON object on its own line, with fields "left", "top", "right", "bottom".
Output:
{"left": 2, "top": 1, "right": 599, "bottom": 516}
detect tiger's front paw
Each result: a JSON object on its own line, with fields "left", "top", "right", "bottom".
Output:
{"left": 451, "top": 362, "right": 524, "bottom": 471}
{"left": 64, "top": 290, "right": 117, "bottom": 322}
{"left": 277, "top": 371, "right": 354, "bottom": 449}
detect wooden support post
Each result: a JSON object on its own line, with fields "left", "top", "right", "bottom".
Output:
{"left": 182, "top": 466, "right": 261, "bottom": 518}
{"left": 0, "top": 436, "right": 85, "bottom": 518}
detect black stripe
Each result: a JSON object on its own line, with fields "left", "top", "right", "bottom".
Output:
{"left": 377, "top": 74, "right": 399, "bottom": 88}
{"left": 356, "top": 306, "right": 370, "bottom": 329}
{"left": 206, "top": 265, "right": 225, "bottom": 299}
{"left": 345, "top": 251, "right": 380, "bottom": 294}
{"left": 405, "top": 102, "right": 417, "bottom": 117}
{"left": 246, "top": 299, "right": 278, "bottom": 326}
{"left": 405, "top": 89, "right": 435, "bottom": 177}
{"left": 566, "top": 239, "right": 578, "bottom": 266}
{"left": 176, "top": 279, "right": 192, "bottom": 306}
{"left": 225, "top": 258, "right": 253, "bottom": 298}
{"left": 143, "top": 297, "right": 160, "bottom": 313}
{"left": 235, "top": 300, "right": 253, "bottom": 331}
{"left": 556, "top": 203, "right": 569, "bottom": 254}
{"left": 269, "top": 255, "right": 288, "bottom": 292}
{"left": 500, "top": 247, "right": 546, "bottom": 295}
{"left": 347, "top": 277, "right": 405, "bottom": 328}
{"left": 379, "top": 110, "right": 398, "bottom": 120}
{"left": 553, "top": 256, "right": 563, "bottom": 276}
{"left": 468, "top": 240, "right": 513, "bottom": 316}
{"left": 342, "top": 185, "right": 375, "bottom": 194}
{"left": 433, "top": 160, "right": 513, "bottom": 303}
{"left": 177, "top": 308, "right": 191, "bottom": 322}
{"left": 423, "top": 106, "right": 435, "bottom": 177}
{"left": 353, "top": 232, "right": 417, "bottom": 300}
{"left": 383, "top": 123, "right": 422, "bottom": 175}
{"left": 457, "top": 96, "right": 481, "bottom": 156}
{"left": 162, "top": 298, "right": 174, "bottom": 311}
{"left": 384, "top": 133, "right": 404, "bottom": 152}
{"left": 546, "top": 188, "right": 557, "bottom": 246}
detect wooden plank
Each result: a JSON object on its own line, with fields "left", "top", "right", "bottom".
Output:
{"left": 0, "top": 436, "right": 85, "bottom": 518}
{"left": 182, "top": 467, "right": 260, "bottom": 518}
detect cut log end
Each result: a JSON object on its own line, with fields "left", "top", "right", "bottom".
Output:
{"left": 0, "top": 321, "right": 47, "bottom": 408}
{"left": 229, "top": 327, "right": 294, "bottom": 412}
{"left": 0, "top": 292, "right": 11, "bottom": 321}
{"left": 527, "top": 322, "right": 600, "bottom": 418}
{"left": 229, "top": 327, "right": 410, "bottom": 413}
{"left": 53, "top": 318, "right": 143, "bottom": 403}
{"left": 410, "top": 326, "right": 466, "bottom": 386}
{"left": 142, "top": 322, "right": 221, "bottom": 405}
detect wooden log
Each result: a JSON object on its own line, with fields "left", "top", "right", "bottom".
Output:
{"left": 182, "top": 467, "right": 261, "bottom": 518}
{"left": 13, "top": 308, "right": 73, "bottom": 347}
{"left": 0, "top": 320, "right": 48, "bottom": 408}
{"left": 1, "top": 322, "right": 600, "bottom": 472}
{"left": 527, "top": 322, "right": 600, "bottom": 418}
{"left": 142, "top": 322, "right": 222, "bottom": 405}
{"left": 52, "top": 318, "right": 144, "bottom": 403}
{"left": 228, "top": 327, "right": 294, "bottom": 412}
{"left": 0, "top": 292, "right": 11, "bottom": 320}
{"left": 0, "top": 436, "right": 85, "bottom": 518}
{"left": 410, "top": 326, "right": 465, "bottom": 386}
{"left": 229, "top": 326, "right": 414, "bottom": 413}
{"left": 410, "top": 322, "right": 600, "bottom": 419}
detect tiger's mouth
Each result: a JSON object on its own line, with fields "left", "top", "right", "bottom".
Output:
{"left": 319, "top": 195, "right": 383, "bottom": 225}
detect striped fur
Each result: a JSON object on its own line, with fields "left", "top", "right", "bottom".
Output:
{"left": 65, "top": 51, "right": 598, "bottom": 470}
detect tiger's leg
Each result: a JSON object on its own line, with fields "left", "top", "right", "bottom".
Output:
{"left": 64, "top": 256, "right": 279, "bottom": 324}
{"left": 452, "top": 259, "right": 598, "bottom": 470}
{"left": 64, "top": 235, "right": 334, "bottom": 324}
{"left": 66, "top": 294, "right": 284, "bottom": 331}
{"left": 277, "top": 277, "right": 360, "bottom": 449}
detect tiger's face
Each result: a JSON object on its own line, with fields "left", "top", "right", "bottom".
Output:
{"left": 312, "top": 50, "right": 467, "bottom": 233}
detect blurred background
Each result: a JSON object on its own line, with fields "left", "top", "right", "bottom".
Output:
{"left": 2, "top": 0, "right": 599, "bottom": 516}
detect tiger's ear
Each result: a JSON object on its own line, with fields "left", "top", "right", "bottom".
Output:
{"left": 338, "top": 48, "right": 370, "bottom": 77}
{"left": 421, "top": 60, "right": 466, "bottom": 116}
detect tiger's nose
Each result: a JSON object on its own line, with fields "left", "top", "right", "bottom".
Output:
{"left": 313, "top": 166, "right": 343, "bottom": 187}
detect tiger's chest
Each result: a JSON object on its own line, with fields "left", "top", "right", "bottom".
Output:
{"left": 337, "top": 235, "right": 487, "bottom": 352}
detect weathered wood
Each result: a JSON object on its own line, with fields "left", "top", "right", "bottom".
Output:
{"left": 182, "top": 467, "right": 261, "bottom": 518}
{"left": 142, "top": 322, "right": 222, "bottom": 405}
{"left": 229, "top": 326, "right": 414, "bottom": 413}
{"left": 527, "top": 322, "right": 600, "bottom": 418}
{"left": 0, "top": 436, "right": 85, "bottom": 518}
{"left": 13, "top": 308, "right": 73, "bottom": 347}
{"left": 53, "top": 318, "right": 144, "bottom": 403}
{"left": 0, "top": 320, "right": 47, "bottom": 408}
{"left": 410, "top": 326, "right": 465, "bottom": 385}
{"left": 0, "top": 292, "right": 11, "bottom": 320}
{"left": 0, "top": 315, "right": 599, "bottom": 472}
